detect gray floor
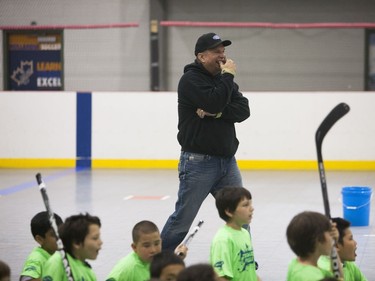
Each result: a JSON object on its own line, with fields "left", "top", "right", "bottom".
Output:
{"left": 0, "top": 168, "right": 374, "bottom": 280}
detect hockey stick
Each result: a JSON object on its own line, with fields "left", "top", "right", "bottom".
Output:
{"left": 177, "top": 220, "right": 204, "bottom": 256}
{"left": 316, "top": 102, "right": 350, "bottom": 217}
{"left": 315, "top": 102, "right": 350, "bottom": 278}
{"left": 247, "top": 224, "right": 259, "bottom": 270}
{"left": 36, "top": 173, "right": 74, "bottom": 281}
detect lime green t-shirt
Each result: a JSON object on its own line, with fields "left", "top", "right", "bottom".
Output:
{"left": 210, "top": 225, "right": 257, "bottom": 281}
{"left": 342, "top": 262, "right": 368, "bottom": 281}
{"left": 287, "top": 257, "right": 334, "bottom": 281}
{"left": 318, "top": 255, "right": 368, "bottom": 281}
{"left": 42, "top": 251, "right": 97, "bottom": 281}
{"left": 20, "top": 247, "right": 51, "bottom": 279}
{"left": 106, "top": 252, "right": 150, "bottom": 281}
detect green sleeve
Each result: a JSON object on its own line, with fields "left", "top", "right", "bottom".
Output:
{"left": 343, "top": 262, "right": 368, "bottom": 281}
{"left": 20, "top": 247, "right": 51, "bottom": 279}
{"left": 42, "top": 252, "right": 66, "bottom": 281}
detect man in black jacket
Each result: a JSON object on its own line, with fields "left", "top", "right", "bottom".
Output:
{"left": 161, "top": 32, "right": 251, "bottom": 251}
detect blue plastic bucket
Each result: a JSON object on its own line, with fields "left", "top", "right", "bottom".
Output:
{"left": 341, "top": 186, "right": 372, "bottom": 226}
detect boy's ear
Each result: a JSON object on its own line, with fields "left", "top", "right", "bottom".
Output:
{"left": 225, "top": 208, "right": 233, "bottom": 218}
{"left": 131, "top": 242, "right": 136, "bottom": 251}
{"left": 336, "top": 242, "right": 343, "bottom": 252}
{"left": 72, "top": 240, "right": 83, "bottom": 250}
{"left": 35, "top": 234, "right": 45, "bottom": 245}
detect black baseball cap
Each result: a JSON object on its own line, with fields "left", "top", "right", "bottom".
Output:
{"left": 194, "top": 32, "right": 232, "bottom": 56}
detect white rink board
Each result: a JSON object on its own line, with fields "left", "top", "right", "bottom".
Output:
{"left": 0, "top": 91, "right": 374, "bottom": 161}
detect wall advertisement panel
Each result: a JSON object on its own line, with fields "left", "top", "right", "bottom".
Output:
{"left": 4, "top": 31, "right": 63, "bottom": 90}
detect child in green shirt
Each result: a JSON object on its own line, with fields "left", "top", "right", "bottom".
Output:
{"left": 42, "top": 213, "right": 102, "bottom": 281}
{"left": 318, "top": 217, "right": 368, "bottom": 281}
{"left": 106, "top": 220, "right": 187, "bottom": 281}
{"left": 210, "top": 186, "right": 260, "bottom": 281}
{"left": 20, "top": 211, "right": 63, "bottom": 281}
{"left": 286, "top": 211, "right": 341, "bottom": 281}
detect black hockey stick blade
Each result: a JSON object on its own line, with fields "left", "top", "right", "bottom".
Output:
{"left": 36, "top": 172, "right": 43, "bottom": 185}
{"left": 315, "top": 103, "right": 350, "bottom": 158}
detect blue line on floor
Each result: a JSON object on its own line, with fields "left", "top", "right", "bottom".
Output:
{"left": 0, "top": 167, "right": 88, "bottom": 197}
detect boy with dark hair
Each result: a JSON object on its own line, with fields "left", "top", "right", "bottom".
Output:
{"left": 106, "top": 220, "right": 187, "bottom": 281}
{"left": 286, "top": 211, "right": 342, "bottom": 281}
{"left": 176, "top": 263, "right": 218, "bottom": 281}
{"left": 210, "top": 186, "right": 260, "bottom": 281}
{"left": 318, "top": 217, "right": 367, "bottom": 281}
{"left": 20, "top": 211, "right": 63, "bottom": 281}
{"left": 42, "top": 213, "right": 102, "bottom": 281}
{"left": 0, "top": 260, "right": 11, "bottom": 281}
{"left": 150, "top": 251, "right": 185, "bottom": 281}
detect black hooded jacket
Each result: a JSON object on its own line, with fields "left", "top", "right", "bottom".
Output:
{"left": 177, "top": 60, "right": 250, "bottom": 157}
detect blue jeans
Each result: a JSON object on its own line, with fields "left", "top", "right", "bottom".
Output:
{"left": 161, "top": 151, "right": 243, "bottom": 251}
